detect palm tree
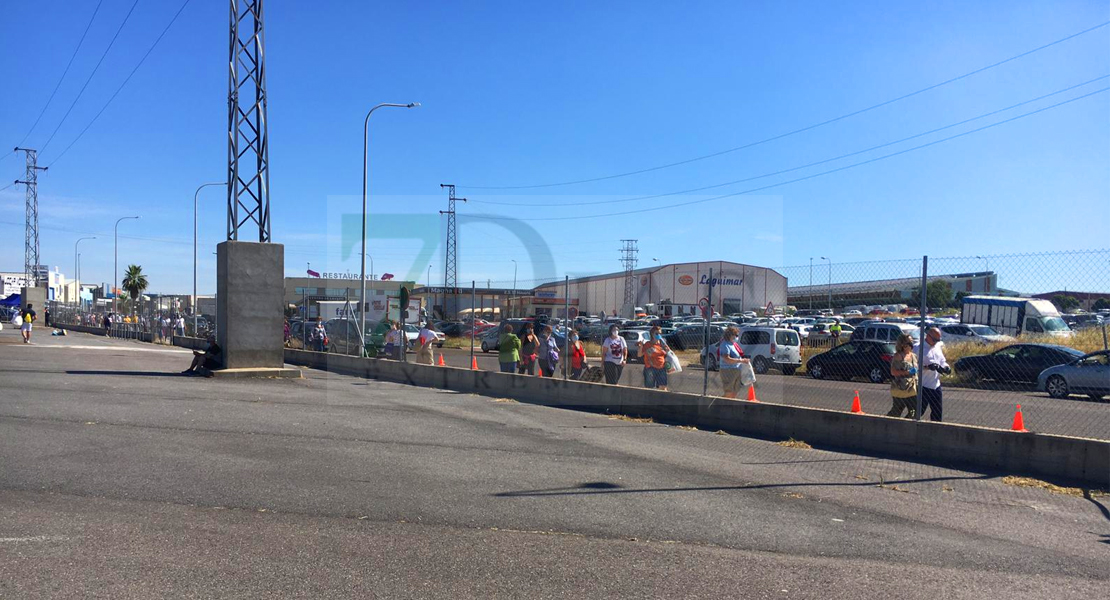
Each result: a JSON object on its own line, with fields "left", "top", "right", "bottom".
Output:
{"left": 122, "top": 265, "right": 148, "bottom": 313}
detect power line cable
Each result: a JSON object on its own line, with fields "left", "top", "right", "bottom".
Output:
{"left": 15, "top": 0, "right": 106, "bottom": 147}
{"left": 458, "top": 20, "right": 1110, "bottom": 190}
{"left": 38, "top": 0, "right": 142, "bottom": 154}
{"left": 470, "top": 75, "right": 1109, "bottom": 207}
{"left": 45, "top": 0, "right": 193, "bottom": 168}
{"left": 466, "top": 87, "right": 1109, "bottom": 222}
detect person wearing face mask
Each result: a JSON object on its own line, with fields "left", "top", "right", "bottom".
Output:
{"left": 638, "top": 325, "right": 670, "bottom": 390}
{"left": 566, "top": 328, "right": 587, "bottom": 380}
{"left": 601, "top": 325, "right": 627, "bottom": 384}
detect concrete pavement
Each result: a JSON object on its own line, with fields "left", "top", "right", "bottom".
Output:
{"left": 2, "top": 328, "right": 1108, "bottom": 598}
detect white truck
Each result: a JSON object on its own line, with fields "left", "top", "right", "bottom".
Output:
{"left": 317, "top": 294, "right": 421, "bottom": 325}
{"left": 960, "top": 295, "right": 1072, "bottom": 338}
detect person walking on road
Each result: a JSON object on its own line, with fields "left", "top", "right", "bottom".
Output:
{"left": 416, "top": 322, "right": 437, "bottom": 365}
{"left": 639, "top": 325, "right": 670, "bottom": 390}
{"left": 718, "top": 326, "right": 750, "bottom": 399}
{"left": 518, "top": 323, "right": 539, "bottom": 375}
{"left": 498, "top": 324, "right": 521, "bottom": 373}
{"left": 567, "top": 329, "right": 587, "bottom": 380}
{"left": 830, "top": 319, "right": 842, "bottom": 346}
{"left": 913, "top": 327, "right": 950, "bottom": 422}
{"left": 383, "top": 321, "right": 399, "bottom": 359}
{"left": 20, "top": 303, "right": 36, "bottom": 344}
{"left": 175, "top": 314, "right": 186, "bottom": 337}
{"left": 602, "top": 325, "right": 627, "bottom": 385}
{"left": 103, "top": 312, "right": 112, "bottom": 338}
{"left": 887, "top": 334, "right": 918, "bottom": 418}
{"left": 538, "top": 324, "right": 559, "bottom": 377}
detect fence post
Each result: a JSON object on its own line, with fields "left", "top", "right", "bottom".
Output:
{"left": 470, "top": 280, "right": 476, "bottom": 369}
{"left": 703, "top": 268, "right": 713, "bottom": 397}
{"left": 916, "top": 255, "right": 928, "bottom": 420}
{"left": 564, "top": 276, "right": 570, "bottom": 380}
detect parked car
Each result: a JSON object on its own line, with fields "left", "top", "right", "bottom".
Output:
{"left": 937, "top": 324, "right": 1012, "bottom": 345}
{"left": 805, "top": 340, "right": 896, "bottom": 384}
{"left": 479, "top": 319, "right": 562, "bottom": 353}
{"left": 621, "top": 329, "right": 652, "bottom": 362}
{"left": 1037, "top": 351, "right": 1110, "bottom": 401}
{"left": 807, "top": 322, "right": 856, "bottom": 340}
{"left": 324, "top": 318, "right": 365, "bottom": 355}
{"left": 954, "top": 344, "right": 1086, "bottom": 384}
{"left": 851, "top": 322, "right": 920, "bottom": 344}
{"left": 665, "top": 324, "right": 724, "bottom": 351}
{"left": 1064, "top": 314, "right": 1105, "bottom": 330}
{"left": 700, "top": 327, "right": 802, "bottom": 375}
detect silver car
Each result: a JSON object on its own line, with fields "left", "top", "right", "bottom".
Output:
{"left": 1037, "top": 351, "right": 1109, "bottom": 401}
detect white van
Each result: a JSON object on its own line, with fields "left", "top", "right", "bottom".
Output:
{"left": 700, "top": 327, "right": 802, "bottom": 375}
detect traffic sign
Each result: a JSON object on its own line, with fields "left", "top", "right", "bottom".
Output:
{"left": 765, "top": 301, "right": 774, "bottom": 315}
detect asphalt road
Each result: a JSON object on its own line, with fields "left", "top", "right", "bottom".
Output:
{"left": 438, "top": 346, "right": 1110, "bottom": 440}
{"left": 2, "top": 328, "right": 1108, "bottom": 598}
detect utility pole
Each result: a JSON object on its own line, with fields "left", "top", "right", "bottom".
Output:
{"left": 619, "top": 239, "right": 638, "bottom": 318}
{"left": 227, "top": 0, "right": 271, "bottom": 242}
{"left": 14, "top": 147, "right": 47, "bottom": 287}
{"left": 440, "top": 184, "right": 466, "bottom": 320}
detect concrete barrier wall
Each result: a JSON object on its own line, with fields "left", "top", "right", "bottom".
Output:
{"left": 171, "top": 336, "right": 208, "bottom": 351}
{"left": 284, "top": 349, "right": 1110, "bottom": 487}
{"left": 56, "top": 323, "right": 153, "bottom": 343}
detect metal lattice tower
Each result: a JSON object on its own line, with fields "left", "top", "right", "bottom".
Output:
{"left": 620, "top": 239, "right": 638, "bottom": 315}
{"left": 226, "top": 0, "right": 271, "bottom": 242}
{"left": 14, "top": 147, "right": 47, "bottom": 287}
{"left": 439, "top": 184, "right": 466, "bottom": 319}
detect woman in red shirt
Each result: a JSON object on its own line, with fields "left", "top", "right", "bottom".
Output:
{"left": 568, "top": 329, "right": 587, "bottom": 379}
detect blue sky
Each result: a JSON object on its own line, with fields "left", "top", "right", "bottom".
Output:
{"left": 1, "top": 0, "right": 1107, "bottom": 295}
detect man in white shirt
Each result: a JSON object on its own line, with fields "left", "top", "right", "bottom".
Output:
{"left": 913, "top": 327, "right": 950, "bottom": 422}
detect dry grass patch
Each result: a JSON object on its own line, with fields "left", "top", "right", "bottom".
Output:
{"left": 491, "top": 397, "right": 518, "bottom": 403}
{"left": 1001, "top": 476, "right": 1107, "bottom": 498}
{"left": 777, "top": 438, "right": 812, "bottom": 450}
{"left": 675, "top": 425, "right": 698, "bottom": 432}
{"left": 608, "top": 414, "right": 654, "bottom": 424}
{"left": 714, "top": 430, "right": 730, "bottom": 436}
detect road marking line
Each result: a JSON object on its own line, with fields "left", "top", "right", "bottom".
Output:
{"left": 0, "top": 536, "right": 67, "bottom": 543}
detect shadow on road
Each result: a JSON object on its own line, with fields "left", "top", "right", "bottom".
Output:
{"left": 494, "top": 474, "right": 994, "bottom": 498}
{"left": 66, "top": 370, "right": 184, "bottom": 378}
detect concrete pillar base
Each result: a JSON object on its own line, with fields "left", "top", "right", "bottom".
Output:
{"left": 20, "top": 286, "right": 47, "bottom": 314}
{"left": 216, "top": 241, "right": 285, "bottom": 370}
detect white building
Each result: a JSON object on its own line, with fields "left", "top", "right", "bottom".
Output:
{"left": 531, "top": 261, "right": 788, "bottom": 319}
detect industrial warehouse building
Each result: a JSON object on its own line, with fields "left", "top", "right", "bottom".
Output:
{"left": 787, "top": 271, "right": 998, "bottom": 309}
{"left": 525, "top": 261, "right": 788, "bottom": 319}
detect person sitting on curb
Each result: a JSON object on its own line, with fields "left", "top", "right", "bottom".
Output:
{"left": 183, "top": 334, "right": 222, "bottom": 377}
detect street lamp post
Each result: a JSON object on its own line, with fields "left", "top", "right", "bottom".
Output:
{"left": 194, "top": 182, "right": 226, "bottom": 334}
{"left": 114, "top": 216, "right": 140, "bottom": 313}
{"left": 74, "top": 237, "right": 95, "bottom": 306}
{"left": 820, "top": 256, "right": 831, "bottom": 311}
{"left": 361, "top": 102, "right": 419, "bottom": 351}
{"left": 511, "top": 259, "right": 517, "bottom": 318}
{"left": 809, "top": 257, "right": 813, "bottom": 310}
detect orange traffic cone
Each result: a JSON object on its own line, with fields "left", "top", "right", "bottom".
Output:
{"left": 471, "top": 356, "right": 479, "bottom": 370}
{"left": 850, "top": 390, "right": 864, "bottom": 414}
{"left": 746, "top": 385, "right": 760, "bottom": 403}
{"left": 437, "top": 354, "right": 446, "bottom": 367}
{"left": 1011, "top": 405, "right": 1028, "bottom": 432}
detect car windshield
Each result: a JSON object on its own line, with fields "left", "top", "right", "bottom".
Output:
{"left": 1042, "top": 318, "right": 1070, "bottom": 332}
{"left": 968, "top": 325, "right": 998, "bottom": 336}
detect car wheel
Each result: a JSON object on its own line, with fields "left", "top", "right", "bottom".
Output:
{"left": 480, "top": 341, "right": 489, "bottom": 353}
{"left": 1045, "top": 375, "right": 1069, "bottom": 399}
{"left": 707, "top": 354, "right": 718, "bottom": 371}
{"left": 868, "top": 366, "right": 885, "bottom": 384}
{"left": 961, "top": 367, "right": 980, "bottom": 384}
{"left": 809, "top": 363, "right": 824, "bottom": 380}
{"left": 753, "top": 356, "right": 769, "bottom": 375}
{"left": 782, "top": 366, "right": 797, "bottom": 376}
